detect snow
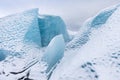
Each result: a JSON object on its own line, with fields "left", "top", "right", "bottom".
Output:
{"left": 0, "top": 9, "right": 47, "bottom": 80}
{"left": 0, "top": 46, "right": 47, "bottom": 80}
{"left": 65, "top": 18, "right": 92, "bottom": 50}
{"left": 38, "top": 15, "right": 70, "bottom": 47}
{"left": 66, "top": 4, "right": 118, "bottom": 50}
{"left": 0, "top": 8, "right": 41, "bottom": 53}
{"left": 42, "top": 35, "right": 65, "bottom": 73}
{"left": 49, "top": 4, "right": 120, "bottom": 80}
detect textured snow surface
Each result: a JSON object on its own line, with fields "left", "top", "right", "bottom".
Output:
{"left": 66, "top": 5, "right": 117, "bottom": 50}
{"left": 0, "top": 48, "right": 47, "bottom": 80}
{"left": 0, "top": 8, "right": 41, "bottom": 54}
{"left": 0, "top": 34, "right": 65, "bottom": 80}
{"left": 38, "top": 15, "right": 70, "bottom": 47}
{"left": 50, "top": 4, "right": 120, "bottom": 80}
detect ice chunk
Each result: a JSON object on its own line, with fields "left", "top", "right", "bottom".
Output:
{"left": 0, "top": 49, "right": 21, "bottom": 61}
{"left": 38, "top": 15, "right": 70, "bottom": 47}
{"left": 0, "top": 49, "right": 6, "bottom": 61}
{"left": 0, "top": 9, "right": 41, "bottom": 52}
{"left": 42, "top": 35, "right": 65, "bottom": 73}
{"left": 91, "top": 7, "right": 116, "bottom": 27}
{"left": 50, "top": 4, "right": 120, "bottom": 80}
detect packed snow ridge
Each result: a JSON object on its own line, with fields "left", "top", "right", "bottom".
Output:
{"left": 0, "top": 3, "right": 120, "bottom": 80}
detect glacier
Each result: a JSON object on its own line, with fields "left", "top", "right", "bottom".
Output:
{"left": 38, "top": 15, "right": 70, "bottom": 47}
{"left": 0, "top": 3, "right": 120, "bottom": 80}
{"left": 49, "top": 4, "right": 120, "bottom": 80}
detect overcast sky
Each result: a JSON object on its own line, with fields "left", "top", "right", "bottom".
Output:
{"left": 0, "top": 0, "right": 120, "bottom": 30}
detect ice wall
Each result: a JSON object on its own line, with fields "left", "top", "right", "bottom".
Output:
{"left": 38, "top": 15, "right": 70, "bottom": 47}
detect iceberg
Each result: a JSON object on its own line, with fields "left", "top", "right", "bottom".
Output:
{"left": 38, "top": 15, "right": 70, "bottom": 47}
{"left": 0, "top": 9, "right": 41, "bottom": 52}
{"left": 42, "top": 35, "right": 65, "bottom": 73}
{"left": 50, "top": 4, "right": 120, "bottom": 80}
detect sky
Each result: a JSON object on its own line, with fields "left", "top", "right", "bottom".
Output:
{"left": 0, "top": 0, "right": 120, "bottom": 31}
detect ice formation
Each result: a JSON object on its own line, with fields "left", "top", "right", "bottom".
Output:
{"left": 0, "top": 8, "right": 68, "bottom": 80}
{"left": 50, "top": 4, "right": 120, "bottom": 80}
{"left": 0, "top": 8, "right": 41, "bottom": 53}
{"left": 38, "top": 15, "right": 70, "bottom": 47}
{"left": 42, "top": 35, "right": 65, "bottom": 73}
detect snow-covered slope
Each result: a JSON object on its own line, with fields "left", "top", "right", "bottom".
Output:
{"left": 50, "top": 4, "right": 120, "bottom": 80}
{"left": 38, "top": 15, "right": 70, "bottom": 47}
{"left": 66, "top": 5, "right": 117, "bottom": 50}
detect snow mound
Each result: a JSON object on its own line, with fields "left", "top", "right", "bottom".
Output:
{"left": 38, "top": 15, "right": 70, "bottom": 47}
{"left": 50, "top": 4, "right": 120, "bottom": 80}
